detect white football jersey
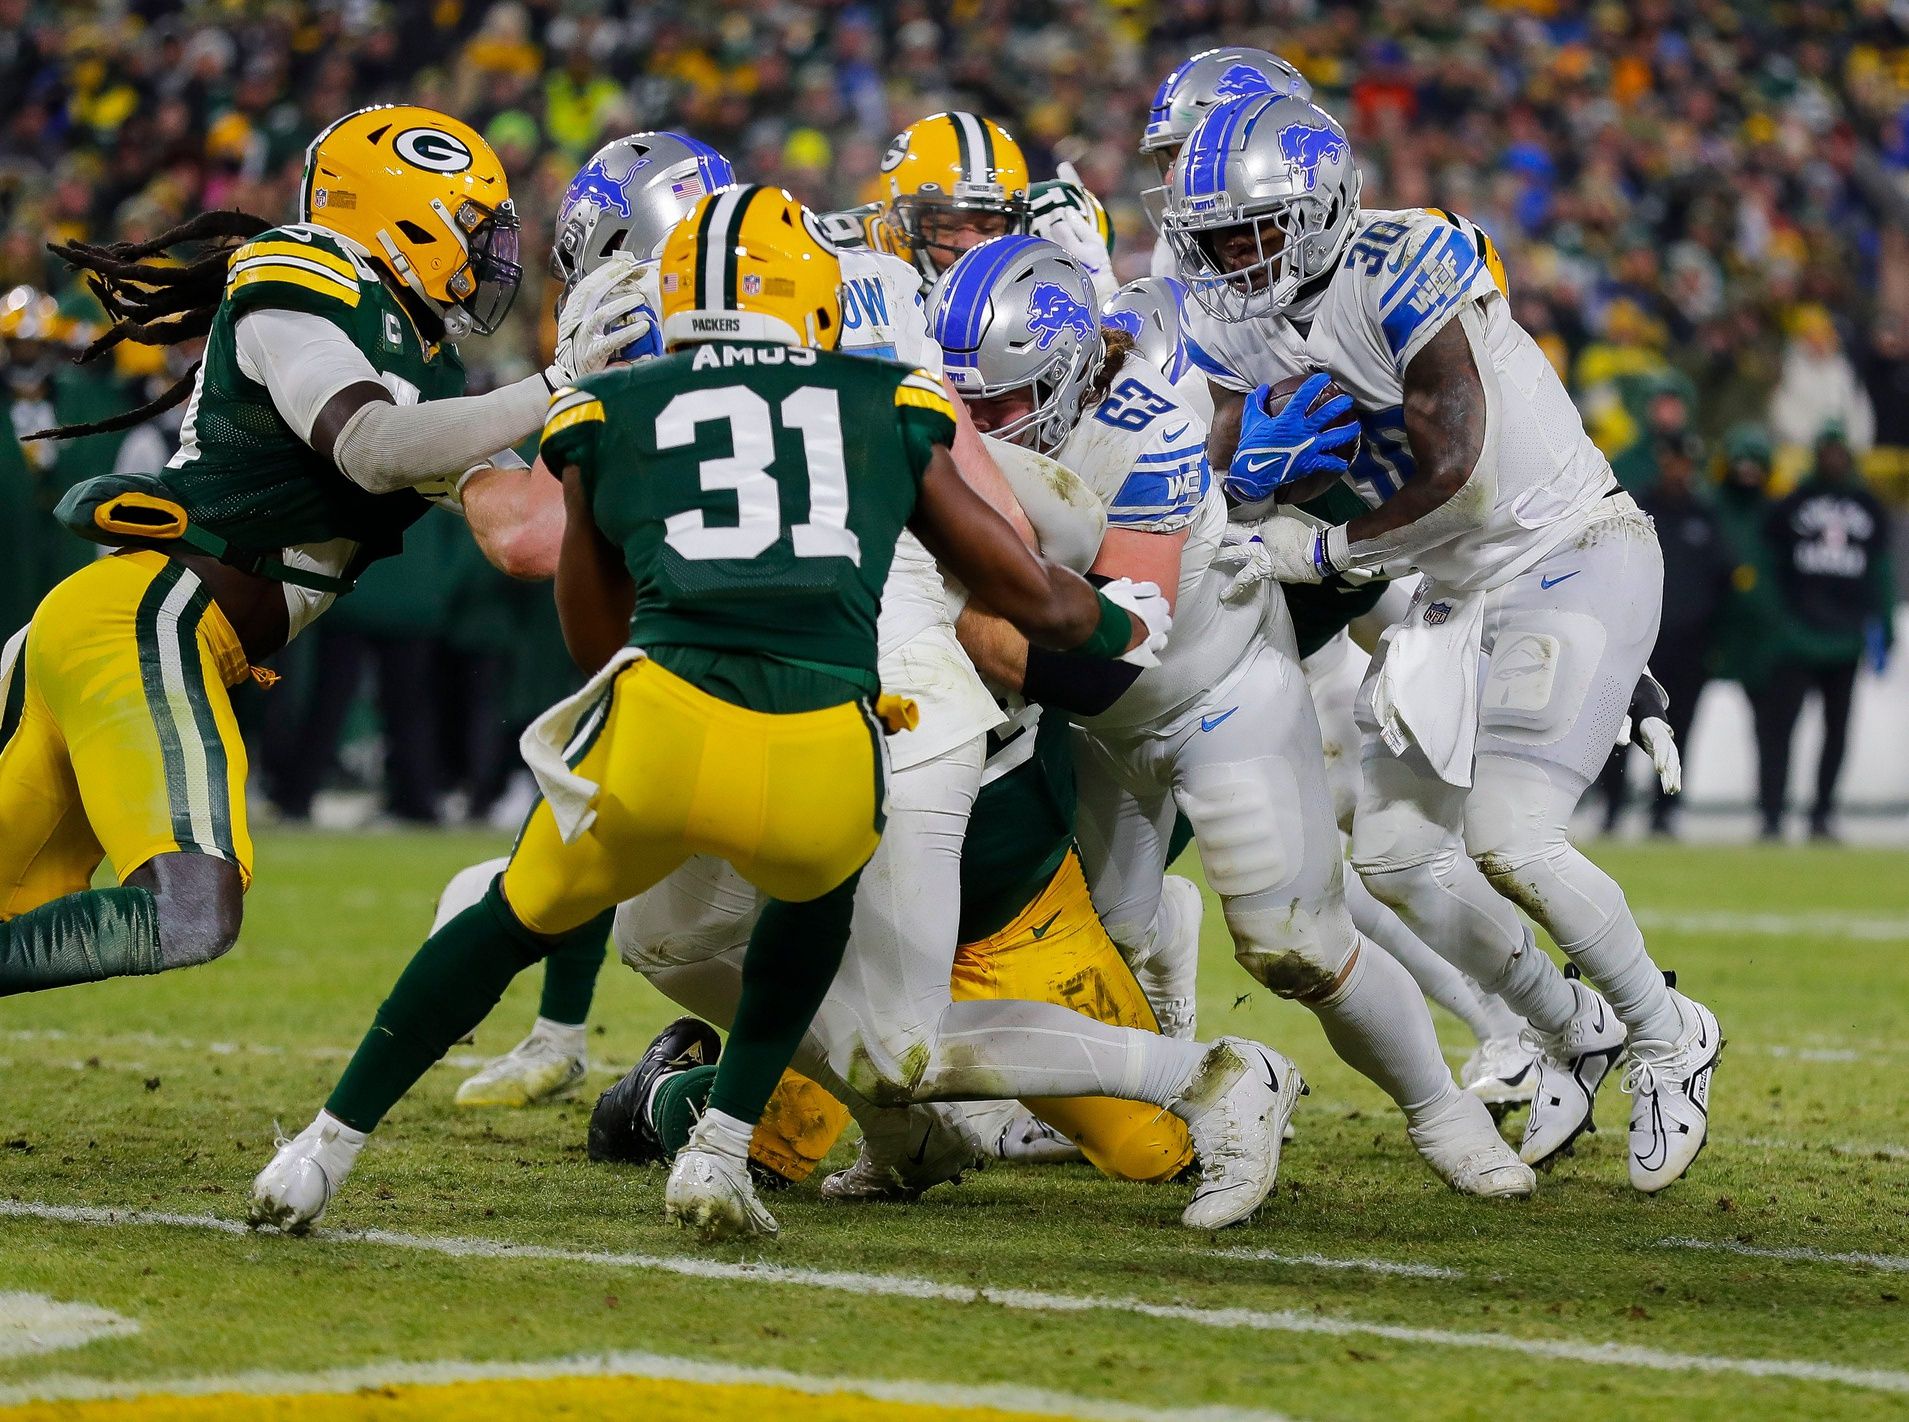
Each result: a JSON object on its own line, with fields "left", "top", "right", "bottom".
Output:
{"left": 1183, "top": 207, "right": 1613, "bottom": 591}
{"left": 1054, "top": 356, "right": 1266, "bottom": 732}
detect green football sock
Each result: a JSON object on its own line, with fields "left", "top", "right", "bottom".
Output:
{"left": 536, "top": 915, "right": 609, "bottom": 1026}
{"left": 0, "top": 887, "right": 162, "bottom": 996}
{"left": 706, "top": 871, "right": 859, "bottom": 1126}
{"left": 327, "top": 878, "right": 549, "bottom": 1131}
{"left": 650, "top": 1063, "right": 719, "bottom": 1157}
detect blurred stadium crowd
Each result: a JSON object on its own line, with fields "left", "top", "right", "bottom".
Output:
{"left": 3, "top": 0, "right": 1905, "bottom": 827}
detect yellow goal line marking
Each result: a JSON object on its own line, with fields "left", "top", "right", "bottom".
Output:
{"left": 0, "top": 1349, "right": 1291, "bottom": 1421}
{"left": 2, "top": 1201, "right": 1906, "bottom": 1395}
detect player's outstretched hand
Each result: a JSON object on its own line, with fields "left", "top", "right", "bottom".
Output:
{"left": 549, "top": 255, "right": 653, "bottom": 387}
{"left": 1099, "top": 577, "right": 1172, "bottom": 666}
{"left": 1224, "top": 374, "right": 1358, "bottom": 505}
{"left": 1214, "top": 514, "right": 1326, "bottom": 597}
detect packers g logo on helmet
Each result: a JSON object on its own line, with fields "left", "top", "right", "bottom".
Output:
{"left": 879, "top": 112, "right": 1030, "bottom": 281}
{"left": 300, "top": 105, "right": 523, "bottom": 337}
{"left": 658, "top": 185, "right": 842, "bottom": 350}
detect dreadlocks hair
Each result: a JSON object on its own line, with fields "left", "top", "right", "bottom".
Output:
{"left": 27, "top": 209, "right": 273, "bottom": 442}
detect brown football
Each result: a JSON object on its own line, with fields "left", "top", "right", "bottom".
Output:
{"left": 1261, "top": 372, "right": 1362, "bottom": 504}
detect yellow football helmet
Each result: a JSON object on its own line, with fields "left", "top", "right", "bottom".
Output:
{"left": 878, "top": 112, "right": 1030, "bottom": 280}
{"left": 658, "top": 185, "right": 841, "bottom": 349}
{"left": 300, "top": 104, "right": 523, "bottom": 335}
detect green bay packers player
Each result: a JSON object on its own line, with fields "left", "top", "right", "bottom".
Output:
{"left": 249, "top": 186, "right": 1265, "bottom": 1244}
{"left": 0, "top": 104, "right": 641, "bottom": 997}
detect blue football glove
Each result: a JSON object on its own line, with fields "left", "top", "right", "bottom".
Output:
{"left": 1224, "top": 373, "right": 1359, "bottom": 505}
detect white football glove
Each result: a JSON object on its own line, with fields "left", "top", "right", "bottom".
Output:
{"left": 1098, "top": 576, "right": 1172, "bottom": 667}
{"left": 1617, "top": 671, "right": 1683, "bottom": 796}
{"left": 1029, "top": 164, "right": 1117, "bottom": 304}
{"left": 547, "top": 254, "right": 652, "bottom": 387}
{"left": 1214, "top": 513, "right": 1328, "bottom": 596}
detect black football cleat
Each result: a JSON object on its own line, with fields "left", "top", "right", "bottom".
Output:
{"left": 587, "top": 1015, "right": 722, "bottom": 1164}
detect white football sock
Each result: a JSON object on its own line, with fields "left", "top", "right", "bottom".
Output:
{"left": 531, "top": 1016, "right": 587, "bottom": 1054}
{"left": 686, "top": 1108, "right": 754, "bottom": 1167}
{"left": 1308, "top": 938, "right": 1462, "bottom": 1121}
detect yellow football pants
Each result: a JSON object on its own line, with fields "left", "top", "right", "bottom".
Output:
{"left": 0, "top": 551, "right": 253, "bottom": 919}
{"left": 501, "top": 658, "right": 886, "bottom": 936}
{"left": 748, "top": 850, "right": 1194, "bottom": 1186}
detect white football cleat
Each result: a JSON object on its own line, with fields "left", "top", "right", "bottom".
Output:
{"left": 453, "top": 1024, "right": 586, "bottom": 1109}
{"left": 1408, "top": 1092, "right": 1536, "bottom": 1198}
{"left": 1136, "top": 874, "right": 1203, "bottom": 1041}
{"left": 1460, "top": 1034, "right": 1540, "bottom": 1119}
{"left": 1519, "top": 979, "right": 1628, "bottom": 1168}
{"left": 977, "top": 1104, "right": 1084, "bottom": 1164}
{"left": 665, "top": 1148, "right": 779, "bottom": 1242}
{"left": 1623, "top": 991, "right": 1722, "bottom": 1193}
{"left": 247, "top": 1113, "right": 366, "bottom": 1234}
{"left": 820, "top": 1116, "right": 987, "bottom": 1202}
{"left": 1175, "top": 1037, "right": 1305, "bottom": 1230}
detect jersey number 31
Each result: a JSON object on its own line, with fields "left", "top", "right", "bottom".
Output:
{"left": 655, "top": 387, "right": 861, "bottom": 566}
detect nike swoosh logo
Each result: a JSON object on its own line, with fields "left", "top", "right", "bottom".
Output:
{"left": 1242, "top": 455, "right": 1281, "bottom": 474}
{"left": 1163, "top": 423, "right": 1190, "bottom": 442}
{"left": 1200, "top": 708, "right": 1238, "bottom": 733}
{"left": 907, "top": 1127, "right": 932, "bottom": 1167}
{"left": 1540, "top": 571, "right": 1581, "bottom": 589}
{"left": 1030, "top": 910, "right": 1063, "bottom": 940}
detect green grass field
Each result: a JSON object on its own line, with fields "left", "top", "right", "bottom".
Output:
{"left": 2, "top": 831, "right": 1907, "bottom": 1420}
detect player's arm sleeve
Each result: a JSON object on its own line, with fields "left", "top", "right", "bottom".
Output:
{"left": 1105, "top": 421, "right": 1210, "bottom": 533}
{"left": 232, "top": 309, "right": 383, "bottom": 446}
{"left": 895, "top": 367, "right": 959, "bottom": 480}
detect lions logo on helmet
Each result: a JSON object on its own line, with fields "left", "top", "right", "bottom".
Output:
{"left": 301, "top": 104, "right": 523, "bottom": 337}
{"left": 1025, "top": 282, "right": 1095, "bottom": 351}
{"left": 550, "top": 133, "right": 735, "bottom": 287}
{"left": 1278, "top": 123, "right": 1351, "bottom": 190}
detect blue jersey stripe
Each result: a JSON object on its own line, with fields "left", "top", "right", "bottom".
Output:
{"left": 1183, "top": 332, "right": 1240, "bottom": 381}
{"left": 1135, "top": 443, "right": 1208, "bottom": 464}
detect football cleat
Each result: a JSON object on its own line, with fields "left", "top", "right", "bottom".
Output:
{"left": 1623, "top": 991, "right": 1722, "bottom": 1193}
{"left": 1518, "top": 977, "right": 1628, "bottom": 1168}
{"left": 454, "top": 1026, "right": 587, "bottom": 1109}
{"left": 988, "top": 1105, "right": 1084, "bottom": 1164}
{"left": 1460, "top": 1034, "right": 1540, "bottom": 1120}
{"left": 1175, "top": 1037, "right": 1305, "bottom": 1230}
{"left": 1407, "top": 1092, "right": 1537, "bottom": 1198}
{"left": 665, "top": 1147, "right": 778, "bottom": 1242}
{"left": 247, "top": 1113, "right": 366, "bottom": 1234}
{"left": 587, "top": 1016, "right": 723, "bottom": 1164}
{"left": 820, "top": 1115, "right": 987, "bottom": 1203}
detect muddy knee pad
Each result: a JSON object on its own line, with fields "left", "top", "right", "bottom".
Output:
{"left": 1224, "top": 891, "right": 1358, "bottom": 1000}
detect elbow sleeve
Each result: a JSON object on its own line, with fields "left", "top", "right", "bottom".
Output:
{"left": 332, "top": 374, "right": 550, "bottom": 494}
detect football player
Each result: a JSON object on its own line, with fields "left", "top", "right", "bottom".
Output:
{"left": 0, "top": 104, "right": 637, "bottom": 996}
{"left": 251, "top": 185, "right": 1304, "bottom": 1243}
{"left": 1165, "top": 95, "right": 1721, "bottom": 1192}
{"left": 1104, "top": 275, "right": 1540, "bottom": 1114}
{"left": 933, "top": 236, "right": 1532, "bottom": 1199}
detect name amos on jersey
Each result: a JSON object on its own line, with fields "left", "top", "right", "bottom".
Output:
{"left": 687, "top": 340, "right": 821, "bottom": 369}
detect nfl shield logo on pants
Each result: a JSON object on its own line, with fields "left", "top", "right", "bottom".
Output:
{"left": 1424, "top": 600, "right": 1452, "bottom": 626}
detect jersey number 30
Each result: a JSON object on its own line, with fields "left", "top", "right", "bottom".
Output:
{"left": 655, "top": 386, "right": 861, "bottom": 566}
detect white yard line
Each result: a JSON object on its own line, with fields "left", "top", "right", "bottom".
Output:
{"left": 1201, "top": 1247, "right": 1463, "bottom": 1280}
{"left": 0, "top": 1349, "right": 1291, "bottom": 1421}
{"left": 0, "top": 1294, "right": 138, "bottom": 1361}
{"left": 1659, "top": 1237, "right": 1909, "bottom": 1274}
{"left": 1633, "top": 909, "right": 1909, "bottom": 943}
{"left": 1722, "top": 1134, "right": 1909, "bottom": 1162}
{"left": 2, "top": 1201, "right": 1904, "bottom": 1395}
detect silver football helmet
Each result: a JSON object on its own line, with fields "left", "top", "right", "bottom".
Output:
{"left": 1140, "top": 48, "right": 1311, "bottom": 230}
{"left": 927, "top": 234, "right": 1104, "bottom": 452}
{"left": 1100, "top": 277, "right": 1191, "bottom": 383}
{"left": 549, "top": 132, "right": 735, "bottom": 286}
{"left": 1163, "top": 94, "right": 1361, "bottom": 322}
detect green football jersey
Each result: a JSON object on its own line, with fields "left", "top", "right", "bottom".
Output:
{"left": 540, "top": 342, "right": 957, "bottom": 703}
{"left": 157, "top": 223, "right": 465, "bottom": 571}
{"left": 1285, "top": 478, "right": 1388, "bottom": 659}
{"left": 959, "top": 707, "right": 1076, "bottom": 944}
